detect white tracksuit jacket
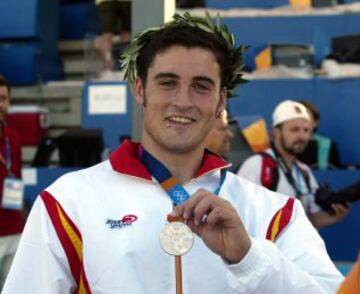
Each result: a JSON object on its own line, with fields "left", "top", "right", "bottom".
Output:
{"left": 3, "top": 141, "right": 343, "bottom": 293}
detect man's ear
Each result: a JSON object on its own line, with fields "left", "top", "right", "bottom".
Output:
{"left": 216, "top": 88, "right": 227, "bottom": 117}
{"left": 134, "top": 78, "right": 145, "bottom": 106}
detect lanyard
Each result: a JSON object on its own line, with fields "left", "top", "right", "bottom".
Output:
{"left": 0, "top": 136, "right": 12, "bottom": 177}
{"left": 5, "top": 137, "right": 11, "bottom": 174}
{"left": 139, "top": 147, "right": 226, "bottom": 206}
{"left": 271, "top": 145, "right": 304, "bottom": 197}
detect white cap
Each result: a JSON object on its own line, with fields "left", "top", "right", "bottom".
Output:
{"left": 272, "top": 100, "right": 310, "bottom": 127}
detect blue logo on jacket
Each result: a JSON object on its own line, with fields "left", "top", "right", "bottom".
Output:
{"left": 106, "top": 214, "right": 138, "bottom": 229}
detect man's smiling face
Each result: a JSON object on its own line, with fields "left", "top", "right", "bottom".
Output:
{"left": 134, "top": 45, "right": 226, "bottom": 155}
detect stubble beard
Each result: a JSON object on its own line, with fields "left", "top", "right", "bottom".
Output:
{"left": 280, "top": 134, "right": 307, "bottom": 156}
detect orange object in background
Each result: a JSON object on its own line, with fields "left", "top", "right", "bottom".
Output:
{"left": 289, "top": 0, "right": 311, "bottom": 10}
{"left": 255, "top": 46, "right": 272, "bottom": 70}
{"left": 337, "top": 259, "right": 360, "bottom": 294}
{"left": 242, "top": 118, "right": 270, "bottom": 153}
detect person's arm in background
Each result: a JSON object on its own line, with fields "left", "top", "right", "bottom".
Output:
{"left": 311, "top": 204, "right": 350, "bottom": 228}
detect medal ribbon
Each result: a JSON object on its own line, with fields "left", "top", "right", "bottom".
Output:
{"left": 0, "top": 126, "right": 13, "bottom": 177}
{"left": 5, "top": 137, "right": 12, "bottom": 176}
{"left": 139, "top": 146, "right": 226, "bottom": 205}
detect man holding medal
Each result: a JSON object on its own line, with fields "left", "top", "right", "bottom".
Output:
{"left": 0, "top": 75, "right": 24, "bottom": 291}
{"left": 3, "top": 13, "right": 343, "bottom": 293}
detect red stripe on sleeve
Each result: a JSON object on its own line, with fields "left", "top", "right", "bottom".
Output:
{"left": 277, "top": 198, "right": 295, "bottom": 237}
{"left": 266, "top": 198, "right": 295, "bottom": 242}
{"left": 41, "top": 191, "right": 91, "bottom": 293}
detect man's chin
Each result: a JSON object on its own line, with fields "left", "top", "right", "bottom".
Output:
{"left": 165, "top": 142, "right": 198, "bottom": 154}
{"left": 293, "top": 147, "right": 306, "bottom": 155}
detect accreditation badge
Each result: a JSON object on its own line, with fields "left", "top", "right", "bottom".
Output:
{"left": 2, "top": 177, "right": 24, "bottom": 210}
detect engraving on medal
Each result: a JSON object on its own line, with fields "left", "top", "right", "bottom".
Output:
{"left": 159, "top": 221, "right": 194, "bottom": 256}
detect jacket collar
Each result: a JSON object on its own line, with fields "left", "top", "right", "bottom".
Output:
{"left": 109, "top": 139, "right": 229, "bottom": 181}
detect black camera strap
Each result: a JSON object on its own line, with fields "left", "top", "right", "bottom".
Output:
{"left": 271, "top": 144, "right": 311, "bottom": 197}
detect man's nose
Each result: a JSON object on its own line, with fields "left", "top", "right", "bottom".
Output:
{"left": 173, "top": 84, "right": 193, "bottom": 109}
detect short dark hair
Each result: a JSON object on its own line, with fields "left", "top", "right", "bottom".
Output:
{"left": 136, "top": 25, "right": 233, "bottom": 90}
{"left": 299, "top": 100, "right": 320, "bottom": 121}
{"left": 0, "top": 75, "right": 11, "bottom": 95}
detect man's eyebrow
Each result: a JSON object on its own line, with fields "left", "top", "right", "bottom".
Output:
{"left": 154, "top": 73, "right": 216, "bottom": 86}
{"left": 193, "top": 76, "right": 216, "bottom": 86}
{"left": 154, "top": 72, "right": 179, "bottom": 80}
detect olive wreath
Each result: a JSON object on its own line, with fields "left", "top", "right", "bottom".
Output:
{"left": 120, "top": 11, "right": 247, "bottom": 98}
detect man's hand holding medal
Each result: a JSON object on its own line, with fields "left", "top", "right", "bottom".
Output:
{"left": 167, "top": 188, "right": 251, "bottom": 264}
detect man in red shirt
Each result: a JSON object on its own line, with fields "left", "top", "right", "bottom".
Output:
{"left": 0, "top": 75, "right": 23, "bottom": 290}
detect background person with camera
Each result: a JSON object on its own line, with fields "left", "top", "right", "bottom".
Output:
{"left": 238, "top": 100, "right": 350, "bottom": 228}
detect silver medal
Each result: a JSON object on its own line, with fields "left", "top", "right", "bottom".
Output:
{"left": 159, "top": 221, "right": 194, "bottom": 256}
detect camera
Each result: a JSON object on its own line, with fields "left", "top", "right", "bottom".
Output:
{"left": 315, "top": 180, "right": 360, "bottom": 214}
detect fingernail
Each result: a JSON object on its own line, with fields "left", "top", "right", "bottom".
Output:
{"left": 202, "top": 215, "right": 208, "bottom": 223}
